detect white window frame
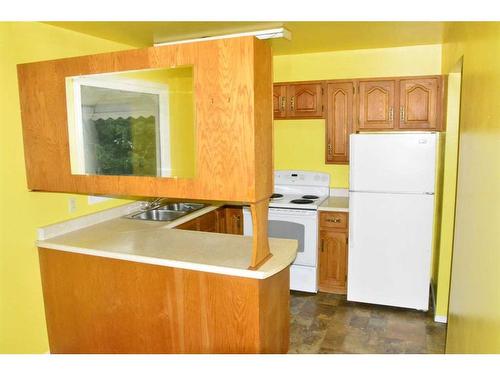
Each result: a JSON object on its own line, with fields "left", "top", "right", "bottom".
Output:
{"left": 68, "top": 75, "right": 171, "bottom": 177}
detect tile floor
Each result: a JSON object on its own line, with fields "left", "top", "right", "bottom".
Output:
{"left": 289, "top": 291, "right": 446, "bottom": 354}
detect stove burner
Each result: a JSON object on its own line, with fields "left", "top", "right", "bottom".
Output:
{"left": 302, "top": 195, "right": 319, "bottom": 200}
{"left": 290, "top": 199, "right": 314, "bottom": 204}
{"left": 270, "top": 193, "right": 284, "bottom": 199}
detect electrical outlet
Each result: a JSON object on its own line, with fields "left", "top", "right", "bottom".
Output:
{"left": 68, "top": 197, "right": 77, "bottom": 213}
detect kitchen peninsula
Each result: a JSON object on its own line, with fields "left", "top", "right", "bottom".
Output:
{"left": 17, "top": 36, "right": 282, "bottom": 353}
{"left": 37, "top": 203, "right": 297, "bottom": 353}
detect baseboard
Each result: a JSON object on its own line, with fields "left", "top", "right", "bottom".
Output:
{"left": 430, "top": 282, "right": 437, "bottom": 312}
{"left": 434, "top": 315, "right": 448, "bottom": 324}
{"left": 429, "top": 282, "right": 447, "bottom": 323}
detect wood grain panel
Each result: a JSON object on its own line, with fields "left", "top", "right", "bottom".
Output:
{"left": 224, "top": 206, "right": 243, "bottom": 235}
{"left": 286, "top": 83, "right": 324, "bottom": 118}
{"left": 273, "top": 85, "right": 287, "bottom": 119}
{"left": 197, "top": 209, "right": 218, "bottom": 232}
{"left": 17, "top": 37, "right": 272, "bottom": 204}
{"left": 358, "top": 80, "right": 396, "bottom": 130}
{"left": 326, "top": 82, "right": 354, "bottom": 164}
{"left": 175, "top": 206, "right": 243, "bottom": 234}
{"left": 258, "top": 266, "right": 289, "bottom": 353}
{"left": 399, "top": 77, "right": 440, "bottom": 130}
{"left": 253, "top": 41, "right": 274, "bottom": 202}
{"left": 318, "top": 211, "right": 349, "bottom": 295}
{"left": 39, "top": 248, "right": 290, "bottom": 353}
{"left": 249, "top": 199, "right": 271, "bottom": 269}
{"left": 175, "top": 217, "right": 199, "bottom": 231}
{"left": 318, "top": 230, "right": 348, "bottom": 295}
{"left": 319, "top": 211, "right": 348, "bottom": 230}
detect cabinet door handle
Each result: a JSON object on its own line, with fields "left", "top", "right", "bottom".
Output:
{"left": 400, "top": 106, "right": 405, "bottom": 122}
{"left": 326, "top": 218, "right": 341, "bottom": 223}
{"left": 280, "top": 96, "right": 286, "bottom": 112}
{"left": 389, "top": 106, "right": 394, "bottom": 122}
{"left": 321, "top": 239, "right": 324, "bottom": 252}
{"left": 233, "top": 215, "right": 240, "bottom": 229}
{"left": 328, "top": 144, "right": 333, "bottom": 155}
{"left": 290, "top": 96, "right": 295, "bottom": 112}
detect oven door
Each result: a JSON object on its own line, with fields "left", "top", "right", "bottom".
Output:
{"left": 242, "top": 207, "right": 318, "bottom": 267}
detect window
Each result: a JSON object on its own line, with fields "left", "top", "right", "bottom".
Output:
{"left": 67, "top": 75, "right": 170, "bottom": 177}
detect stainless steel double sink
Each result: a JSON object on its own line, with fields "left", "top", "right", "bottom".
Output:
{"left": 125, "top": 202, "right": 206, "bottom": 222}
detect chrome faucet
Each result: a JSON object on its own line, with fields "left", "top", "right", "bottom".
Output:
{"left": 141, "top": 197, "right": 165, "bottom": 211}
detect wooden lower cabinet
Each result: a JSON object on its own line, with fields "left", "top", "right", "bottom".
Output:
{"left": 197, "top": 210, "right": 218, "bottom": 232}
{"left": 318, "top": 211, "right": 349, "bottom": 294}
{"left": 224, "top": 206, "right": 243, "bottom": 234}
{"left": 38, "top": 248, "right": 290, "bottom": 353}
{"left": 176, "top": 206, "right": 243, "bottom": 235}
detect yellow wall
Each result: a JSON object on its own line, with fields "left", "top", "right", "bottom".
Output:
{"left": 433, "top": 66, "right": 462, "bottom": 319}
{"left": 273, "top": 44, "right": 442, "bottom": 188}
{"left": 5, "top": 22, "right": 498, "bottom": 354}
{"left": 442, "top": 22, "right": 500, "bottom": 353}
{"left": 0, "top": 22, "right": 134, "bottom": 353}
{"left": 122, "top": 67, "right": 195, "bottom": 178}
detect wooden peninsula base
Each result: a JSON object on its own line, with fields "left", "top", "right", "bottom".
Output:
{"left": 39, "top": 248, "right": 290, "bottom": 354}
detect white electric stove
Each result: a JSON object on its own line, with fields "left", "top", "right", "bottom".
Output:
{"left": 243, "top": 170, "right": 330, "bottom": 292}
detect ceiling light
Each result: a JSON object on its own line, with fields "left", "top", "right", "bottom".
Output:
{"left": 153, "top": 27, "right": 291, "bottom": 47}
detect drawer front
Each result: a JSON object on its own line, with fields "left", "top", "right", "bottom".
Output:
{"left": 319, "top": 211, "right": 348, "bottom": 230}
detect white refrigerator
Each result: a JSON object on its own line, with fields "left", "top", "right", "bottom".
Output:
{"left": 348, "top": 132, "right": 439, "bottom": 311}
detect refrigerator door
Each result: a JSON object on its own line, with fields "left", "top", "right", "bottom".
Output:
{"left": 350, "top": 133, "right": 437, "bottom": 193}
{"left": 348, "top": 191, "right": 434, "bottom": 310}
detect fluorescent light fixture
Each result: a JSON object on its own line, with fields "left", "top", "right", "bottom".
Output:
{"left": 153, "top": 27, "right": 291, "bottom": 47}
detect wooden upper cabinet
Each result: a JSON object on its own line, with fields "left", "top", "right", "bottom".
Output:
{"left": 287, "top": 83, "right": 324, "bottom": 118}
{"left": 357, "top": 80, "right": 396, "bottom": 130}
{"left": 399, "top": 78, "right": 440, "bottom": 130}
{"left": 273, "top": 82, "right": 324, "bottom": 119}
{"left": 326, "top": 82, "right": 354, "bottom": 164}
{"left": 273, "top": 85, "right": 287, "bottom": 119}
{"left": 17, "top": 37, "right": 273, "bottom": 204}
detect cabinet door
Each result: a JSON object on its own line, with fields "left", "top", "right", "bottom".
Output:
{"left": 273, "top": 85, "right": 287, "bottom": 119}
{"left": 326, "top": 82, "right": 354, "bottom": 164}
{"left": 225, "top": 207, "right": 243, "bottom": 235}
{"left": 358, "top": 80, "right": 396, "bottom": 130}
{"left": 198, "top": 210, "right": 218, "bottom": 232}
{"left": 215, "top": 207, "right": 227, "bottom": 233}
{"left": 318, "top": 230, "right": 348, "bottom": 294}
{"left": 399, "top": 78, "right": 440, "bottom": 130}
{"left": 175, "top": 217, "right": 199, "bottom": 231}
{"left": 287, "top": 83, "right": 324, "bottom": 118}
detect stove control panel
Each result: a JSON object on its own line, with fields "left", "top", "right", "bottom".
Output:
{"left": 274, "top": 170, "right": 330, "bottom": 187}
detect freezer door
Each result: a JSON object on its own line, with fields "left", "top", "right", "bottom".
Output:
{"left": 348, "top": 192, "right": 434, "bottom": 310}
{"left": 350, "top": 133, "right": 437, "bottom": 193}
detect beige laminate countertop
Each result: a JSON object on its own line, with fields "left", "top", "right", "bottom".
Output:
{"left": 36, "top": 203, "right": 298, "bottom": 280}
{"left": 318, "top": 196, "right": 349, "bottom": 212}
